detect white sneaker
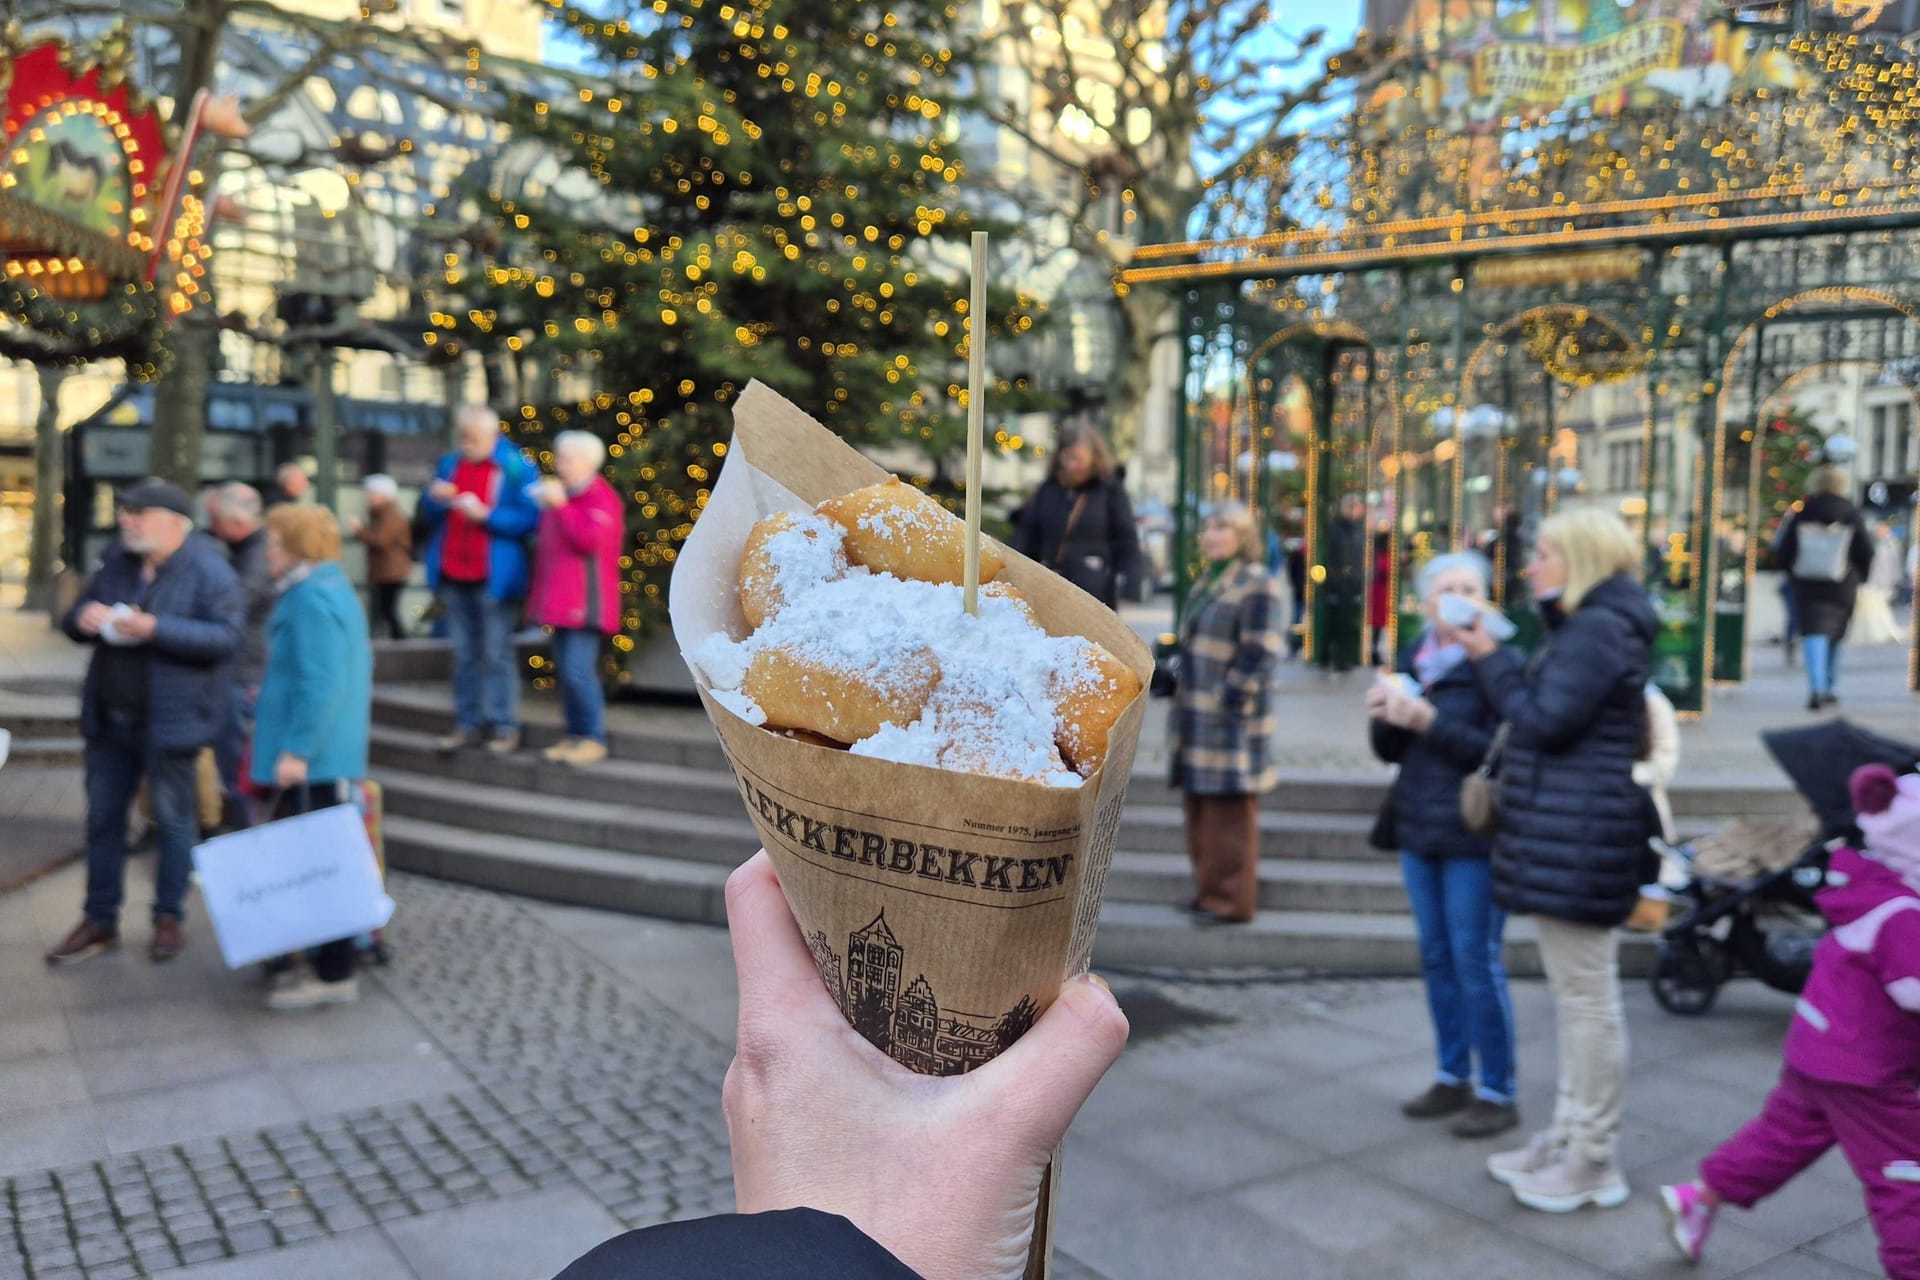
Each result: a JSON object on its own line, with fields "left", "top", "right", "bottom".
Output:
{"left": 1488, "top": 1131, "right": 1565, "bottom": 1186}
{"left": 1512, "top": 1151, "right": 1630, "bottom": 1213}
{"left": 266, "top": 973, "right": 360, "bottom": 1011}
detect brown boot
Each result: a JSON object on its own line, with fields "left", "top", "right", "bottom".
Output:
{"left": 149, "top": 915, "right": 185, "bottom": 963}
{"left": 45, "top": 919, "right": 118, "bottom": 966}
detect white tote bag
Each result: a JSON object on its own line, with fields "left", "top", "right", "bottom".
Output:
{"left": 192, "top": 803, "right": 395, "bottom": 969}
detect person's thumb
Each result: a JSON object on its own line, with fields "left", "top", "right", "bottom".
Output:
{"left": 970, "top": 973, "right": 1128, "bottom": 1154}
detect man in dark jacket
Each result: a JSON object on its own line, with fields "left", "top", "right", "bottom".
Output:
{"left": 1774, "top": 466, "right": 1874, "bottom": 710}
{"left": 207, "top": 482, "right": 273, "bottom": 814}
{"left": 1010, "top": 425, "right": 1141, "bottom": 609}
{"left": 47, "top": 478, "right": 245, "bottom": 965}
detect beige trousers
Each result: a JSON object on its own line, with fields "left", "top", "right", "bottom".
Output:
{"left": 1535, "top": 916, "right": 1628, "bottom": 1166}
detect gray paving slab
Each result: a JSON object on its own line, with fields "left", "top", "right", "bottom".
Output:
{"left": 161, "top": 1226, "right": 419, "bottom": 1279}
{"left": 381, "top": 1188, "right": 624, "bottom": 1280}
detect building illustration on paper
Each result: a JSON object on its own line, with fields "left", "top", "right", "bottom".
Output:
{"left": 808, "top": 911, "right": 1039, "bottom": 1077}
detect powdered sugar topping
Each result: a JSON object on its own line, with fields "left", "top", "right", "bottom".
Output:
{"left": 699, "top": 563, "right": 1091, "bottom": 787}
{"left": 759, "top": 511, "right": 849, "bottom": 614}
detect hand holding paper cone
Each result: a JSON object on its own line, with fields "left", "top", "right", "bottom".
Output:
{"left": 724, "top": 852, "right": 1129, "bottom": 1280}
{"left": 672, "top": 382, "right": 1150, "bottom": 1280}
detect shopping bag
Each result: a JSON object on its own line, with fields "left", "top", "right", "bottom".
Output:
{"left": 192, "top": 802, "right": 395, "bottom": 969}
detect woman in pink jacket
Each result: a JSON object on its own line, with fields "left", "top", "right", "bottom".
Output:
{"left": 527, "top": 430, "right": 625, "bottom": 765}
{"left": 1660, "top": 762, "right": 1920, "bottom": 1276}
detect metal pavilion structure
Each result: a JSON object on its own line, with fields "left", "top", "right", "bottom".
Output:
{"left": 1127, "top": 0, "right": 1920, "bottom": 711}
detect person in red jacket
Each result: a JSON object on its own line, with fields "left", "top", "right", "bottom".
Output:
{"left": 527, "top": 430, "right": 626, "bottom": 765}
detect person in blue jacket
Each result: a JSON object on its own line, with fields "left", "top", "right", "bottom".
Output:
{"left": 418, "top": 405, "right": 539, "bottom": 755}
{"left": 251, "top": 504, "right": 374, "bottom": 1010}
{"left": 47, "top": 478, "right": 244, "bottom": 966}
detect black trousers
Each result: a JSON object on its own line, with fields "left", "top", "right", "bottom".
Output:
{"left": 270, "top": 782, "right": 358, "bottom": 983}
{"left": 370, "top": 583, "right": 407, "bottom": 640}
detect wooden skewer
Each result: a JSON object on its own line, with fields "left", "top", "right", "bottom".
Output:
{"left": 963, "top": 231, "right": 988, "bottom": 616}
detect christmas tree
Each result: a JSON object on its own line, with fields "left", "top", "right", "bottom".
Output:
{"left": 431, "top": 0, "right": 1033, "bottom": 661}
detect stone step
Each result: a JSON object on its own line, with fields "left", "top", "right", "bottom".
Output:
{"left": 1, "top": 736, "right": 85, "bottom": 768}
{"left": 0, "top": 709, "right": 81, "bottom": 739}
{"left": 1090, "top": 902, "right": 1658, "bottom": 979}
{"left": 382, "top": 815, "right": 730, "bottom": 923}
{"left": 371, "top": 687, "right": 728, "bottom": 771}
{"left": 370, "top": 726, "right": 739, "bottom": 814}
{"left": 379, "top": 812, "right": 1656, "bottom": 980}
{"left": 374, "top": 768, "right": 758, "bottom": 867}
{"left": 1106, "top": 852, "right": 1411, "bottom": 914}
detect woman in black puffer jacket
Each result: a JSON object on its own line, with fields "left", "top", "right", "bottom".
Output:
{"left": 1446, "top": 509, "right": 1657, "bottom": 1218}
{"left": 1367, "top": 551, "right": 1518, "bottom": 1141}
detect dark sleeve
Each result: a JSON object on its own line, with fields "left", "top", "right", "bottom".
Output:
{"left": 1371, "top": 718, "right": 1411, "bottom": 764}
{"left": 551, "top": 1209, "right": 922, "bottom": 1280}
{"left": 1851, "top": 518, "right": 1876, "bottom": 578}
{"left": 1424, "top": 702, "right": 1496, "bottom": 774}
{"left": 1368, "top": 648, "right": 1415, "bottom": 763}
{"left": 1010, "top": 489, "right": 1044, "bottom": 560}
{"left": 1475, "top": 617, "right": 1625, "bottom": 754}
{"left": 149, "top": 558, "right": 245, "bottom": 665}
{"left": 60, "top": 568, "right": 112, "bottom": 644}
{"left": 1106, "top": 482, "right": 1143, "bottom": 588}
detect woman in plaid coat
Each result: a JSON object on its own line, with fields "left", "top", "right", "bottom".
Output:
{"left": 1170, "top": 502, "right": 1284, "bottom": 923}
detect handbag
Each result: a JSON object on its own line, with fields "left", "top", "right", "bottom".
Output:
{"left": 1149, "top": 634, "right": 1180, "bottom": 698}
{"left": 1459, "top": 722, "right": 1509, "bottom": 837}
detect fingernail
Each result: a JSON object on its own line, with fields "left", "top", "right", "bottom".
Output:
{"left": 1075, "top": 971, "right": 1111, "bottom": 995}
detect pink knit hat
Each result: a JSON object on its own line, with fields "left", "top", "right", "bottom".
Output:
{"left": 1852, "top": 764, "right": 1920, "bottom": 882}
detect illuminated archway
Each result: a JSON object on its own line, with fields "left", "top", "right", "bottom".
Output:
{"left": 1710, "top": 287, "right": 1920, "bottom": 700}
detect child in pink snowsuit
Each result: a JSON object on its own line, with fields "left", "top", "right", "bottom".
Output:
{"left": 1660, "top": 763, "right": 1920, "bottom": 1276}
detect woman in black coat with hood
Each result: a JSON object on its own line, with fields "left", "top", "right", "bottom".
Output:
{"left": 1444, "top": 509, "right": 1658, "bottom": 1218}
{"left": 1011, "top": 425, "right": 1142, "bottom": 608}
{"left": 1367, "top": 551, "right": 1519, "bottom": 1141}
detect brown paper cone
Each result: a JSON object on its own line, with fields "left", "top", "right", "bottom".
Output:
{"left": 670, "top": 382, "right": 1150, "bottom": 1276}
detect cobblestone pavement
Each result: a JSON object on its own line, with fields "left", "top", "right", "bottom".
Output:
{"left": 0, "top": 859, "right": 1882, "bottom": 1278}
{"left": 0, "top": 873, "right": 732, "bottom": 1280}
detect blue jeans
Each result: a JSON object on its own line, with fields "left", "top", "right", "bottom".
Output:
{"left": 84, "top": 724, "right": 198, "bottom": 926}
{"left": 1803, "top": 633, "right": 1842, "bottom": 697}
{"left": 441, "top": 581, "right": 520, "bottom": 733}
{"left": 1401, "top": 852, "right": 1516, "bottom": 1103}
{"left": 552, "top": 627, "right": 607, "bottom": 743}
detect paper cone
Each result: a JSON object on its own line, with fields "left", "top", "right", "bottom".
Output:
{"left": 670, "top": 382, "right": 1150, "bottom": 1277}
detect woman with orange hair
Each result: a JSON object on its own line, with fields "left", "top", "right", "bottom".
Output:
{"left": 251, "top": 504, "right": 373, "bottom": 1010}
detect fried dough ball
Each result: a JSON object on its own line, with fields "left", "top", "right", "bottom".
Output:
{"left": 817, "top": 478, "right": 1006, "bottom": 586}
{"left": 737, "top": 511, "right": 850, "bottom": 629}
{"left": 981, "top": 580, "right": 1031, "bottom": 618}
{"left": 744, "top": 646, "right": 940, "bottom": 745}
{"left": 1052, "top": 641, "right": 1142, "bottom": 777}
{"left": 741, "top": 582, "right": 942, "bottom": 744}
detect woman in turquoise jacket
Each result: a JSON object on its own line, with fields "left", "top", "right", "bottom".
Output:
{"left": 251, "top": 504, "right": 373, "bottom": 1011}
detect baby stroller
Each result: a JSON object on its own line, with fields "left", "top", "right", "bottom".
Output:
{"left": 1650, "top": 719, "right": 1920, "bottom": 1017}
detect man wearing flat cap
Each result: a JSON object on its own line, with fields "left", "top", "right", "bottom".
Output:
{"left": 49, "top": 477, "right": 245, "bottom": 965}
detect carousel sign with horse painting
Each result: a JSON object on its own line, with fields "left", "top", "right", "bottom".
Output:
{"left": 0, "top": 36, "right": 247, "bottom": 365}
